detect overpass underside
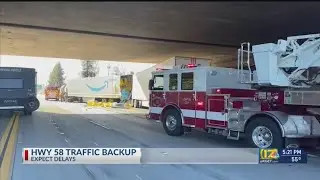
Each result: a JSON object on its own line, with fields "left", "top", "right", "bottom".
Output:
{"left": 0, "top": 26, "right": 236, "bottom": 67}
{"left": 0, "top": 2, "right": 319, "bottom": 67}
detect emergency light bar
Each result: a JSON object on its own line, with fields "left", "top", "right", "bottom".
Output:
{"left": 158, "top": 64, "right": 200, "bottom": 71}
{"left": 179, "top": 64, "right": 198, "bottom": 69}
{"left": 155, "top": 68, "right": 170, "bottom": 71}
{"left": 187, "top": 64, "right": 197, "bottom": 68}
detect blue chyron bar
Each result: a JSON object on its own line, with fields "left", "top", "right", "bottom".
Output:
{"left": 259, "top": 148, "right": 308, "bottom": 164}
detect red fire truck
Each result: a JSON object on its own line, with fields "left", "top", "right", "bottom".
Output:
{"left": 147, "top": 34, "right": 320, "bottom": 149}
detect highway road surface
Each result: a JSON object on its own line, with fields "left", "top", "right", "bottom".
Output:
{"left": 0, "top": 96, "right": 320, "bottom": 180}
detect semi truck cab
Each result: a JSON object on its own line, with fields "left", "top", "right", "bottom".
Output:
{"left": 0, "top": 67, "right": 40, "bottom": 115}
{"left": 44, "top": 86, "right": 60, "bottom": 101}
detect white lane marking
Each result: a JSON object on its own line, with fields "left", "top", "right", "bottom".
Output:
{"left": 76, "top": 128, "right": 80, "bottom": 131}
{"left": 93, "top": 142, "right": 99, "bottom": 147}
{"left": 308, "top": 154, "right": 320, "bottom": 158}
{"left": 136, "top": 175, "right": 142, "bottom": 180}
{"left": 59, "top": 132, "right": 65, "bottom": 135}
{"left": 89, "top": 120, "right": 111, "bottom": 130}
{"left": 161, "top": 152, "right": 168, "bottom": 156}
{"left": 64, "top": 138, "right": 69, "bottom": 143}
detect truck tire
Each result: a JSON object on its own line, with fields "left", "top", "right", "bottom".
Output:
{"left": 136, "top": 100, "right": 140, "bottom": 108}
{"left": 245, "top": 116, "right": 284, "bottom": 149}
{"left": 162, "top": 109, "right": 184, "bottom": 136}
{"left": 24, "top": 97, "right": 40, "bottom": 115}
{"left": 133, "top": 100, "right": 137, "bottom": 108}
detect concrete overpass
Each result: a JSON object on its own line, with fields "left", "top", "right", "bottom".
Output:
{"left": 0, "top": 2, "right": 319, "bottom": 67}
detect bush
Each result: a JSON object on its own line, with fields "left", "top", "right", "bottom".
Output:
{"left": 87, "top": 99, "right": 115, "bottom": 108}
{"left": 87, "top": 100, "right": 97, "bottom": 106}
{"left": 102, "top": 102, "right": 112, "bottom": 108}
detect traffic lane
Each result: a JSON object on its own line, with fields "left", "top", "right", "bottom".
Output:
{"left": 12, "top": 111, "right": 104, "bottom": 180}
{"left": 57, "top": 102, "right": 320, "bottom": 159}
{"left": 44, "top": 111, "right": 229, "bottom": 180}
{"left": 12, "top": 110, "right": 243, "bottom": 180}
{"left": 109, "top": 107, "right": 320, "bottom": 156}
{"left": 57, "top": 103, "right": 249, "bottom": 148}
{"left": 0, "top": 111, "right": 14, "bottom": 138}
{"left": 63, "top": 103, "right": 320, "bottom": 154}
{"left": 60, "top": 108, "right": 320, "bottom": 164}
{"left": 10, "top": 106, "right": 225, "bottom": 180}
{"left": 55, "top": 102, "right": 246, "bottom": 148}
{"left": 32, "top": 110, "right": 320, "bottom": 180}
{"left": 1, "top": 112, "right": 19, "bottom": 180}
{"left": 48, "top": 104, "right": 320, "bottom": 180}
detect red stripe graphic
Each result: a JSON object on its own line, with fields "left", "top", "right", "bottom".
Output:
{"left": 24, "top": 149, "right": 29, "bottom": 161}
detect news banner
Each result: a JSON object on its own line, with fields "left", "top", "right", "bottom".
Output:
{"left": 22, "top": 148, "right": 308, "bottom": 164}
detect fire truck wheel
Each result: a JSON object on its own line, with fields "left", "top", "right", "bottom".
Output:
{"left": 245, "top": 117, "right": 284, "bottom": 149}
{"left": 162, "top": 109, "right": 184, "bottom": 136}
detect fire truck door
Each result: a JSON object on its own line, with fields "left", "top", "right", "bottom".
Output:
{"left": 166, "top": 73, "right": 179, "bottom": 105}
{"left": 179, "top": 72, "right": 196, "bottom": 126}
{"left": 150, "top": 75, "right": 166, "bottom": 113}
{"left": 150, "top": 92, "right": 166, "bottom": 107}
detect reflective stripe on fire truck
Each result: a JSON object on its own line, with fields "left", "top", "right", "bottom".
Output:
{"left": 149, "top": 107, "right": 226, "bottom": 121}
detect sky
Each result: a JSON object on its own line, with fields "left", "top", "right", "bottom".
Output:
{"left": 0, "top": 55, "right": 155, "bottom": 85}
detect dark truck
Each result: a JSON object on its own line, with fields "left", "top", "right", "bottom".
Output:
{"left": 0, "top": 67, "right": 40, "bottom": 115}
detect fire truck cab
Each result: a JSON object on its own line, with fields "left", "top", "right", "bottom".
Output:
{"left": 147, "top": 34, "right": 320, "bottom": 149}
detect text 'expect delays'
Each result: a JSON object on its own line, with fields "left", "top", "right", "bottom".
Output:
{"left": 22, "top": 148, "right": 141, "bottom": 164}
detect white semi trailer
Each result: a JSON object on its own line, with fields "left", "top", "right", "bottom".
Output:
{"left": 61, "top": 76, "right": 121, "bottom": 103}
{"left": 121, "top": 56, "right": 212, "bottom": 108}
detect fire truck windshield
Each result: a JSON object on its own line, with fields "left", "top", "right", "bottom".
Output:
{"left": 0, "top": 78, "right": 24, "bottom": 89}
{"left": 153, "top": 75, "right": 164, "bottom": 90}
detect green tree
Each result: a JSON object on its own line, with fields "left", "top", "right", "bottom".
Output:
{"left": 81, "top": 60, "right": 99, "bottom": 78}
{"left": 47, "top": 62, "right": 65, "bottom": 87}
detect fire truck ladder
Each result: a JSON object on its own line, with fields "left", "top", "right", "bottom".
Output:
{"left": 238, "top": 34, "right": 320, "bottom": 88}
{"left": 279, "top": 34, "right": 320, "bottom": 87}
{"left": 237, "top": 42, "right": 255, "bottom": 84}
